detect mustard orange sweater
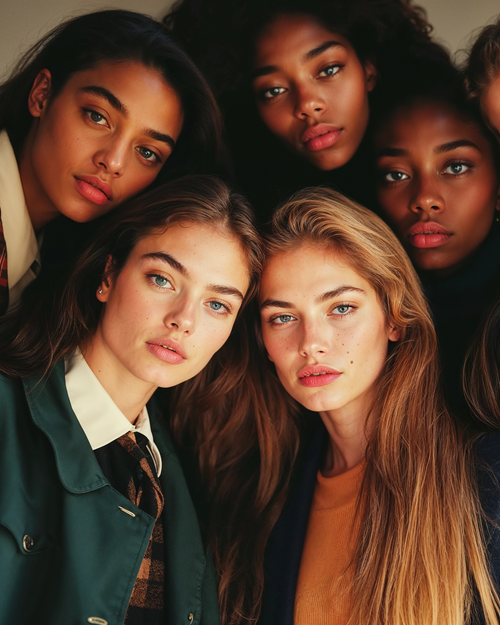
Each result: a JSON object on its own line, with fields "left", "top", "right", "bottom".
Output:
{"left": 294, "top": 462, "right": 364, "bottom": 625}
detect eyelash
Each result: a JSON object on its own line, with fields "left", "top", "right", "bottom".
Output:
{"left": 268, "top": 303, "right": 355, "bottom": 326}
{"left": 443, "top": 160, "right": 472, "bottom": 175}
{"left": 83, "top": 108, "right": 162, "bottom": 165}
{"left": 330, "top": 303, "right": 356, "bottom": 317}
{"left": 318, "top": 64, "right": 343, "bottom": 78}
{"left": 258, "top": 63, "right": 344, "bottom": 101}
{"left": 381, "top": 159, "right": 474, "bottom": 185}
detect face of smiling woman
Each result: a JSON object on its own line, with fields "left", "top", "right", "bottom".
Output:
{"left": 20, "top": 60, "right": 184, "bottom": 230}
{"left": 252, "top": 13, "right": 376, "bottom": 171}
{"left": 260, "top": 244, "right": 399, "bottom": 423}
{"left": 86, "top": 221, "right": 250, "bottom": 402}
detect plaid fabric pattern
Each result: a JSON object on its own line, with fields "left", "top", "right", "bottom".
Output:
{"left": 117, "top": 432, "right": 165, "bottom": 625}
{"left": 0, "top": 210, "right": 8, "bottom": 315}
{"left": 94, "top": 431, "right": 165, "bottom": 625}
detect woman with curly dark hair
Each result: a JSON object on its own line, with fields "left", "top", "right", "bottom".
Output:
{"left": 165, "top": 0, "right": 447, "bottom": 219}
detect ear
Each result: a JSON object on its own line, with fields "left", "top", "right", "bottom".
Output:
{"left": 27, "top": 69, "right": 52, "bottom": 119}
{"left": 363, "top": 60, "right": 377, "bottom": 93}
{"left": 388, "top": 324, "right": 401, "bottom": 343}
{"left": 96, "top": 255, "right": 115, "bottom": 303}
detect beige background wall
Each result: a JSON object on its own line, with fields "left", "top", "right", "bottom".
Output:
{"left": 1, "top": 0, "right": 499, "bottom": 80}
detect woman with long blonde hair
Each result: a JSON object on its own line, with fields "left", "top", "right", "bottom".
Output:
{"left": 174, "top": 186, "right": 500, "bottom": 625}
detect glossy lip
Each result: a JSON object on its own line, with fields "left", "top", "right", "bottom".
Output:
{"left": 146, "top": 337, "right": 186, "bottom": 365}
{"left": 297, "top": 364, "right": 342, "bottom": 388}
{"left": 407, "top": 221, "right": 453, "bottom": 249}
{"left": 74, "top": 175, "right": 113, "bottom": 205}
{"left": 301, "top": 124, "right": 343, "bottom": 152}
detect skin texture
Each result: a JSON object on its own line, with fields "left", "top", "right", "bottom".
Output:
{"left": 252, "top": 13, "right": 376, "bottom": 171}
{"left": 260, "top": 244, "right": 399, "bottom": 475}
{"left": 19, "top": 60, "right": 184, "bottom": 231}
{"left": 84, "top": 221, "right": 250, "bottom": 422}
{"left": 375, "top": 100, "right": 500, "bottom": 277}
{"left": 483, "top": 74, "right": 500, "bottom": 141}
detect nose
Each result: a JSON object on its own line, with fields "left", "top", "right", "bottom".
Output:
{"left": 409, "top": 173, "right": 445, "bottom": 215}
{"left": 299, "top": 320, "right": 329, "bottom": 358}
{"left": 293, "top": 82, "right": 326, "bottom": 120}
{"left": 94, "top": 138, "right": 128, "bottom": 177}
{"left": 163, "top": 295, "right": 196, "bottom": 335}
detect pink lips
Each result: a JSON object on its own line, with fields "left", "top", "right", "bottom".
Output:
{"left": 298, "top": 364, "right": 342, "bottom": 388}
{"left": 408, "top": 221, "right": 452, "bottom": 248}
{"left": 74, "top": 175, "right": 113, "bottom": 206}
{"left": 146, "top": 338, "right": 186, "bottom": 365}
{"left": 301, "top": 124, "right": 342, "bottom": 152}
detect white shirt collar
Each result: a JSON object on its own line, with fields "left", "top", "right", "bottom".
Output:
{"left": 65, "top": 350, "right": 162, "bottom": 476}
{"left": 0, "top": 130, "right": 40, "bottom": 306}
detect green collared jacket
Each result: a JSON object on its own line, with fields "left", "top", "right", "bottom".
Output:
{"left": 0, "top": 363, "right": 221, "bottom": 625}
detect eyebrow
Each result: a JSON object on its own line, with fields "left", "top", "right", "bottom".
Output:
{"left": 142, "top": 252, "right": 187, "bottom": 276}
{"left": 260, "top": 285, "right": 365, "bottom": 310}
{"left": 377, "top": 139, "right": 481, "bottom": 159}
{"left": 252, "top": 40, "right": 342, "bottom": 79}
{"left": 206, "top": 284, "right": 244, "bottom": 301}
{"left": 80, "top": 86, "right": 127, "bottom": 114}
{"left": 433, "top": 139, "right": 480, "bottom": 154}
{"left": 142, "top": 253, "right": 244, "bottom": 299}
{"left": 80, "top": 86, "right": 176, "bottom": 149}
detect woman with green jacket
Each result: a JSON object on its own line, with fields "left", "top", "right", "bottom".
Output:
{"left": 0, "top": 175, "right": 262, "bottom": 625}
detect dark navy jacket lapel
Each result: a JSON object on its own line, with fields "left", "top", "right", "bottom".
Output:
{"left": 259, "top": 425, "right": 327, "bottom": 625}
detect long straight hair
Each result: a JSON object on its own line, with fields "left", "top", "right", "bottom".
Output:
{"left": 187, "top": 186, "right": 500, "bottom": 624}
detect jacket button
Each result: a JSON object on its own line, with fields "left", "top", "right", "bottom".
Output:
{"left": 188, "top": 613, "right": 194, "bottom": 624}
{"left": 22, "top": 534, "right": 34, "bottom": 552}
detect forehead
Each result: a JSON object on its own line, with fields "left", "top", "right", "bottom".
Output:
{"left": 254, "top": 13, "right": 355, "bottom": 63}
{"left": 131, "top": 220, "right": 250, "bottom": 279}
{"left": 261, "top": 243, "right": 372, "bottom": 296}
{"left": 376, "top": 99, "right": 489, "bottom": 149}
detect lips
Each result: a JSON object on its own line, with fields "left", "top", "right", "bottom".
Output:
{"left": 408, "top": 221, "right": 452, "bottom": 249}
{"left": 298, "top": 364, "right": 342, "bottom": 388}
{"left": 301, "top": 124, "right": 342, "bottom": 152}
{"left": 146, "top": 337, "right": 186, "bottom": 365}
{"left": 74, "top": 175, "right": 113, "bottom": 206}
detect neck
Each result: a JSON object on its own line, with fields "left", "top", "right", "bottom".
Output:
{"left": 18, "top": 124, "right": 59, "bottom": 231}
{"left": 81, "top": 334, "right": 157, "bottom": 424}
{"left": 320, "top": 405, "right": 372, "bottom": 477}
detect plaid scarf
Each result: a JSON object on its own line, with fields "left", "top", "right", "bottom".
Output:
{"left": 0, "top": 210, "right": 8, "bottom": 315}
{"left": 94, "top": 431, "right": 165, "bottom": 624}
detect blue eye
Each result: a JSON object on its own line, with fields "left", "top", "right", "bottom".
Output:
{"left": 335, "top": 305, "right": 351, "bottom": 314}
{"left": 272, "top": 314, "right": 295, "bottom": 324}
{"left": 208, "top": 301, "right": 229, "bottom": 313}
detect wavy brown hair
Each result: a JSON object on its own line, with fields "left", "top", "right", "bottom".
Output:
{"left": 187, "top": 186, "right": 500, "bottom": 624}
{"left": 0, "top": 175, "right": 262, "bottom": 378}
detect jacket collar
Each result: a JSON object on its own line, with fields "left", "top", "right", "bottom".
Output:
{"left": 23, "top": 361, "right": 109, "bottom": 494}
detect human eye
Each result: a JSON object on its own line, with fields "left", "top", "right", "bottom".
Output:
{"left": 136, "top": 146, "right": 162, "bottom": 164}
{"left": 269, "top": 313, "right": 296, "bottom": 326}
{"left": 207, "top": 300, "right": 231, "bottom": 314}
{"left": 260, "top": 86, "right": 287, "bottom": 100}
{"left": 83, "top": 108, "right": 108, "bottom": 126}
{"left": 383, "top": 170, "right": 409, "bottom": 183}
{"left": 443, "top": 161, "right": 471, "bottom": 176}
{"left": 318, "top": 64, "right": 343, "bottom": 78}
{"left": 147, "top": 274, "right": 172, "bottom": 289}
{"left": 330, "top": 303, "right": 356, "bottom": 317}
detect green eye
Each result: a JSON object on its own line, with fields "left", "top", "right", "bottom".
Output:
{"left": 154, "top": 276, "right": 169, "bottom": 287}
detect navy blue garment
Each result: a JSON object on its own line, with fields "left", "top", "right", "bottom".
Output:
{"left": 258, "top": 426, "right": 500, "bottom": 625}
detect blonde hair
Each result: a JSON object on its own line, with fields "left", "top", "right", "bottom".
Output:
{"left": 265, "top": 187, "right": 500, "bottom": 625}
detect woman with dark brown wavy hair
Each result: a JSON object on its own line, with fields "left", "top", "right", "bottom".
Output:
{"left": 0, "top": 174, "right": 262, "bottom": 624}
{"left": 177, "top": 187, "right": 500, "bottom": 625}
